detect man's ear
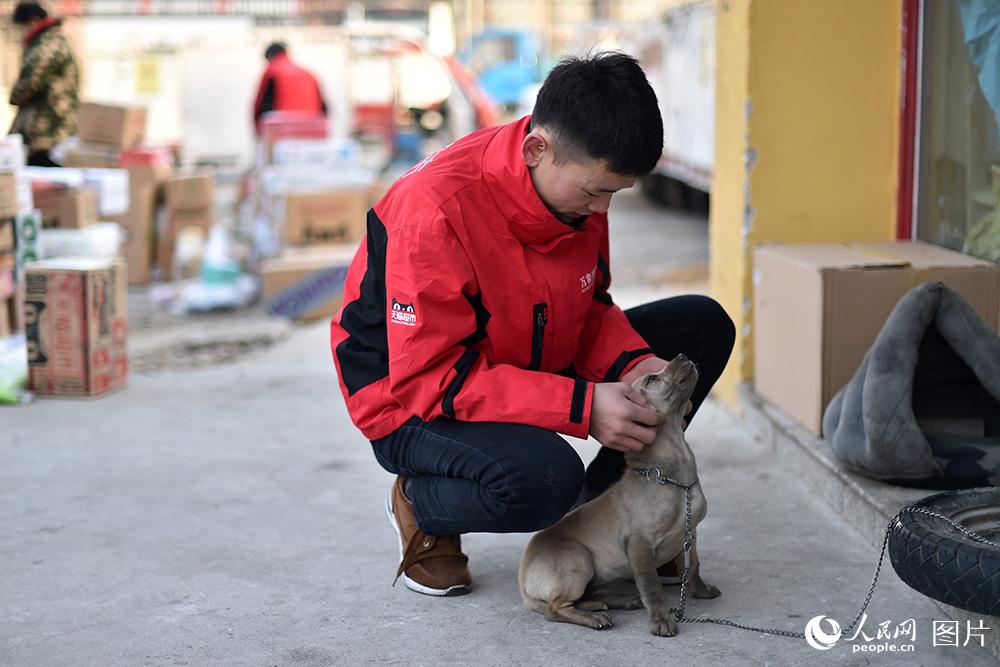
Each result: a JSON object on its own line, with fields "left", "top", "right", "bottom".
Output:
{"left": 521, "top": 129, "right": 548, "bottom": 168}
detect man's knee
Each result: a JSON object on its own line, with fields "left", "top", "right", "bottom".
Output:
{"left": 698, "top": 296, "right": 736, "bottom": 352}
{"left": 484, "top": 441, "right": 584, "bottom": 532}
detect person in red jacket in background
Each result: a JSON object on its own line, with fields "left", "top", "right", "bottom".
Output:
{"left": 252, "top": 42, "right": 327, "bottom": 135}
{"left": 330, "top": 52, "right": 735, "bottom": 597}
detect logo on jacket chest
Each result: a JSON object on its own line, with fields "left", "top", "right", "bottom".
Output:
{"left": 579, "top": 264, "right": 597, "bottom": 292}
{"left": 390, "top": 298, "right": 417, "bottom": 326}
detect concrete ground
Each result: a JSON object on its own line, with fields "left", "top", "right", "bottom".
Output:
{"left": 2, "top": 189, "right": 996, "bottom": 665}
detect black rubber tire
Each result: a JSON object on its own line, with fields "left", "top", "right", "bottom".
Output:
{"left": 888, "top": 488, "right": 1000, "bottom": 617}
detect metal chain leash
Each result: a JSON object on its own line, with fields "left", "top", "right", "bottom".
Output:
{"left": 633, "top": 468, "right": 1000, "bottom": 641}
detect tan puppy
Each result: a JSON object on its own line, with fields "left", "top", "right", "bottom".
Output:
{"left": 518, "top": 354, "right": 720, "bottom": 636}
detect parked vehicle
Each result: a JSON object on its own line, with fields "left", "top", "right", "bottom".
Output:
{"left": 343, "top": 22, "right": 499, "bottom": 167}
{"left": 458, "top": 28, "right": 545, "bottom": 110}
{"left": 632, "top": 1, "right": 715, "bottom": 207}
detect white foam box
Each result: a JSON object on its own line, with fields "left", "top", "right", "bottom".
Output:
{"left": 0, "top": 134, "right": 25, "bottom": 172}
{"left": 23, "top": 166, "right": 130, "bottom": 216}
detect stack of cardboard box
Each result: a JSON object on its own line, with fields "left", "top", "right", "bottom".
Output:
{"left": 72, "top": 102, "right": 147, "bottom": 156}
{"left": 31, "top": 182, "right": 98, "bottom": 229}
{"left": 257, "top": 136, "right": 376, "bottom": 322}
{"left": 0, "top": 136, "right": 25, "bottom": 339}
{"left": 162, "top": 172, "right": 215, "bottom": 280}
{"left": 108, "top": 148, "right": 172, "bottom": 283}
{"left": 10, "top": 102, "right": 142, "bottom": 399}
{"left": 57, "top": 101, "right": 184, "bottom": 284}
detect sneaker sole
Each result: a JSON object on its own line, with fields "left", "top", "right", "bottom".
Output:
{"left": 384, "top": 488, "right": 471, "bottom": 597}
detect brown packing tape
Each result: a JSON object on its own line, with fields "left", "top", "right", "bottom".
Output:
{"left": 848, "top": 243, "right": 911, "bottom": 264}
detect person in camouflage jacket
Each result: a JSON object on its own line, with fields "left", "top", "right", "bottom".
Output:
{"left": 9, "top": 3, "right": 79, "bottom": 166}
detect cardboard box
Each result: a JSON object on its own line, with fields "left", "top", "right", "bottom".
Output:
{"left": 753, "top": 241, "right": 1000, "bottom": 434}
{"left": 115, "top": 184, "right": 155, "bottom": 284}
{"left": 167, "top": 174, "right": 214, "bottom": 213}
{"left": 155, "top": 212, "right": 211, "bottom": 282}
{"left": 109, "top": 161, "right": 172, "bottom": 284}
{"left": 0, "top": 287, "right": 22, "bottom": 338}
{"left": 0, "top": 297, "right": 11, "bottom": 338}
{"left": 24, "top": 257, "right": 128, "bottom": 397}
{"left": 170, "top": 208, "right": 213, "bottom": 230}
{"left": 83, "top": 169, "right": 130, "bottom": 216}
{"left": 0, "top": 269, "right": 12, "bottom": 299}
{"left": 0, "top": 172, "right": 18, "bottom": 218}
{"left": 0, "top": 217, "right": 13, "bottom": 253}
{"left": 77, "top": 102, "right": 147, "bottom": 149}
{"left": 261, "top": 244, "right": 357, "bottom": 321}
{"left": 33, "top": 187, "right": 98, "bottom": 229}
{"left": 282, "top": 189, "right": 367, "bottom": 246}
{"left": 61, "top": 141, "right": 119, "bottom": 168}
{"left": 24, "top": 166, "right": 129, "bottom": 217}
{"left": 122, "top": 163, "right": 172, "bottom": 198}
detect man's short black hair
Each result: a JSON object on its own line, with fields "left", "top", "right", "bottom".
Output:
{"left": 532, "top": 52, "right": 663, "bottom": 177}
{"left": 12, "top": 2, "right": 48, "bottom": 25}
{"left": 264, "top": 42, "right": 287, "bottom": 60}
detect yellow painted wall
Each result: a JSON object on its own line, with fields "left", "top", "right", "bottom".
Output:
{"left": 709, "top": 0, "right": 903, "bottom": 405}
{"left": 709, "top": 0, "right": 751, "bottom": 406}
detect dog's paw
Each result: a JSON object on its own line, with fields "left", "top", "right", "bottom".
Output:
{"left": 648, "top": 612, "right": 677, "bottom": 637}
{"left": 587, "top": 611, "right": 614, "bottom": 630}
{"left": 693, "top": 582, "right": 721, "bottom": 599}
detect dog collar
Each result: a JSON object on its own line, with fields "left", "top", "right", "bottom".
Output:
{"left": 632, "top": 466, "right": 699, "bottom": 490}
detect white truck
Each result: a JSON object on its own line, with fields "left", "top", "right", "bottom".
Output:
{"left": 632, "top": 1, "right": 715, "bottom": 208}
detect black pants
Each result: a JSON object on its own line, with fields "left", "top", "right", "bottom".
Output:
{"left": 27, "top": 150, "right": 60, "bottom": 167}
{"left": 370, "top": 295, "right": 736, "bottom": 535}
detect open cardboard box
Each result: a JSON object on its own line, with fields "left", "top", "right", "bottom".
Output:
{"left": 753, "top": 240, "right": 1000, "bottom": 434}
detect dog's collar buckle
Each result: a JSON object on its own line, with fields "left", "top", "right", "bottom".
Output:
{"left": 632, "top": 466, "right": 698, "bottom": 490}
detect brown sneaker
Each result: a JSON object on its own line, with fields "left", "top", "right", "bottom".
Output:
{"left": 385, "top": 476, "right": 471, "bottom": 596}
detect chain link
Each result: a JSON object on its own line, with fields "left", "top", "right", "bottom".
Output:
{"left": 640, "top": 477, "right": 1000, "bottom": 641}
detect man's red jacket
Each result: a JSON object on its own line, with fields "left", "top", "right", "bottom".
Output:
{"left": 329, "top": 117, "right": 654, "bottom": 441}
{"left": 253, "top": 53, "right": 327, "bottom": 133}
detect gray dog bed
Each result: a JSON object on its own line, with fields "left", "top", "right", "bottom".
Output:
{"left": 823, "top": 282, "right": 1000, "bottom": 488}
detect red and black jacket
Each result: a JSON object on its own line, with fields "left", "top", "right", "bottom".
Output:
{"left": 253, "top": 53, "right": 327, "bottom": 133}
{"left": 330, "top": 116, "right": 654, "bottom": 441}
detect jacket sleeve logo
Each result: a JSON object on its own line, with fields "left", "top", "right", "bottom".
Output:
{"left": 390, "top": 297, "right": 417, "bottom": 326}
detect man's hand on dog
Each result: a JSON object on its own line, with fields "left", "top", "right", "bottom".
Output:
{"left": 590, "top": 383, "right": 662, "bottom": 452}
{"left": 592, "top": 357, "right": 694, "bottom": 453}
